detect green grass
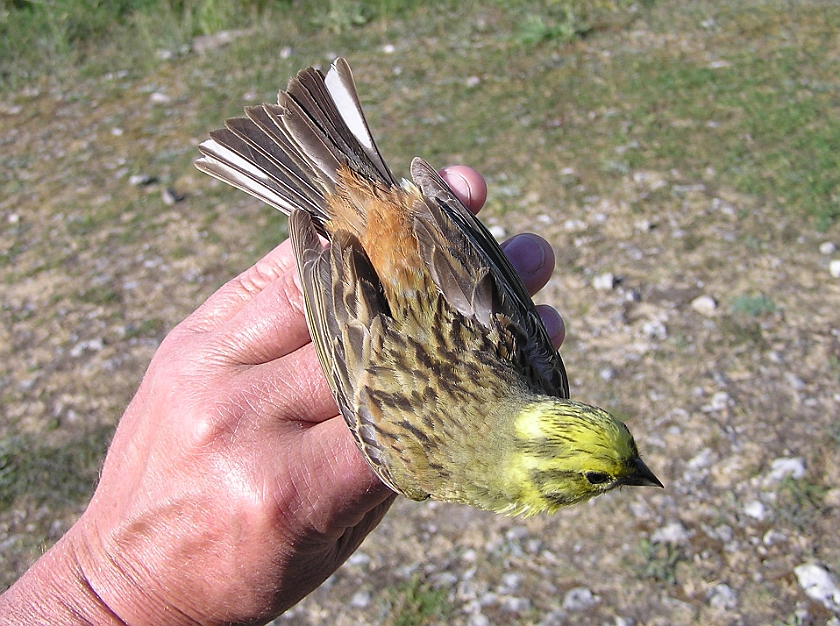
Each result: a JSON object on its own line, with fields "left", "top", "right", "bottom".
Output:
{"left": 776, "top": 475, "right": 829, "bottom": 532}
{"left": 0, "top": 428, "right": 112, "bottom": 509}
{"left": 635, "top": 538, "right": 687, "bottom": 586}
{"left": 389, "top": 575, "right": 452, "bottom": 626}
{"left": 730, "top": 294, "right": 777, "bottom": 316}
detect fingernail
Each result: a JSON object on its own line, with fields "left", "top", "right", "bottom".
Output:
{"left": 502, "top": 234, "right": 545, "bottom": 277}
{"left": 442, "top": 168, "right": 471, "bottom": 205}
{"left": 537, "top": 304, "right": 566, "bottom": 349}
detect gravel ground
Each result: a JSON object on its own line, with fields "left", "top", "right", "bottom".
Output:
{"left": 2, "top": 3, "right": 840, "bottom": 624}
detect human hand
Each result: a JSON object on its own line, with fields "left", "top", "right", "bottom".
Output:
{"left": 0, "top": 166, "right": 564, "bottom": 626}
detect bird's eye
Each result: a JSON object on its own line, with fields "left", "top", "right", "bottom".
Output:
{"left": 585, "top": 471, "right": 610, "bottom": 485}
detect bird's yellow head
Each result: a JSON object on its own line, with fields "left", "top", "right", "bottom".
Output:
{"left": 504, "top": 399, "right": 662, "bottom": 516}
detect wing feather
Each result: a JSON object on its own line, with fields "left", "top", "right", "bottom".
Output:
{"left": 410, "top": 158, "right": 569, "bottom": 398}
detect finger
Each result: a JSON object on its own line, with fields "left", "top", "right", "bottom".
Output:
{"left": 439, "top": 165, "right": 487, "bottom": 215}
{"left": 500, "top": 233, "right": 555, "bottom": 295}
{"left": 294, "top": 416, "right": 395, "bottom": 528}
{"left": 184, "top": 238, "right": 299, "bottom": 333}
{"left": 214, "top": 267, "right": 311, "bottom": 365}
{"left": 537, "top": 304, "right": 565, "bottom": 350}
{"left": 241, "top": 342, "right": 338, "bottom": 425}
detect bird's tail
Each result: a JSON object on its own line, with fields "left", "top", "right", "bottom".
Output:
{"left": 195, "top": 58, "right": 397, "bottom": 233}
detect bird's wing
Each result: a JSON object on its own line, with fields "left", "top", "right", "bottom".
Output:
{"left": 289, "top": 208, "right": 404, "bottom": 491}
{"left": 410, "top": 158, "right": 569, "bottom": 398}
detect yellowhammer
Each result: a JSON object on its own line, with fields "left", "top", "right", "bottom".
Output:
{"left": 196, "top": 58, "right": 662, "bottom": 516}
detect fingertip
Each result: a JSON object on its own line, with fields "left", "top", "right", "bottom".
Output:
{"left": 439, "top": 165, "right": 487, "bottom": 214}
{"left": 501, "top": 233, "right": 556, "bottom": 295}
{"left": 536, "top": 304, "right": 566, "bottom": 350}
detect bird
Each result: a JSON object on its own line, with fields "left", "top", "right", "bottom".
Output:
{"left": 195, "top": 58, "right": 662, "bottom": 516}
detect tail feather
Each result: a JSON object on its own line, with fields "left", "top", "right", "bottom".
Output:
{"left": 323, "top": 58, "right": 395, "bottom": 185}
{"left": 195, "top": 57, "right": 396, "bottom": 231}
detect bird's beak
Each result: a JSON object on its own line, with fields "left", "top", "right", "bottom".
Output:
{"left": 622, "top": 458, "right": 664, "bottom": 488}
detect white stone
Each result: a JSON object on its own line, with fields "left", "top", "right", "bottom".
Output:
{"left": 593, "top": 272, "right": 616, "bottom": 290}
{"left": 70, "top": 337, "right": 105, "bottom": 358}
{"left": 600, "top": 366, "right": 616, "bottom": 381}
{"left": 563, "top": 218, "right": 586, "bottom": 232}
{"left": 830, "top": 260, "right": 840, "bottom": 278}
{"left": 651, "top": 521, "right": 691, "bottom": 545}
{"left": 497, "top": 572, "right": 523, "bottom": 594}
{"left": 500, "top": 596, "right": 531, "bottom": 612}
{"left": 743, "top": 500, "right": 766, "bottom": 521}
{"left": 488, "top": 224, "right": 506, "bottom": 240}
{"left": 129, "top": 174, "right": 153, "bottom": 186}
{"left": 708, "top": 584, "right": 737, "bottom": 610}
{"left": 349, "top": 590, "right": 371, "bottom": 608}
{"left": 820, "top": 242, "right": 837, "bottom": 254}
{"left": 537, "top": 610, "right": 567, "bottom": 626}
{"left": 686, "top": 448, "right": 715, "bottom": 471}
{"left": 505, "top": 526, "right": 527, "bottom": 543}
{"left": 562, "top": 587, "right": 598, "bottom": 611}
{"left": 763, "top": 529, "right": 787, "bottom": 546}
{"left": 150, "top": 92, "right": 171, "bottom": 104}
{"left": 794, "top": 563, "right": 840, "bottom": 612}
{"left": 642, "top": 320, "right": 668, "bottom": 340}
{"left": 346, "top": 552, "right": 370, "bottom": 567}
{"left": 703, "top": 391, "right": 731, "bottom": 412}
{"left": 766, "top": 457, "right": 806, "bottom": 483}
{"left": 468, "top": 614, "right": 490, "bottom": 626}
{"left": 691, "top": 295, "right": 717, "bottom": 315}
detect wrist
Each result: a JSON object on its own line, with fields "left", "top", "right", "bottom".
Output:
{"left": 0, "top": 531, "right": 125, "bottom": 625}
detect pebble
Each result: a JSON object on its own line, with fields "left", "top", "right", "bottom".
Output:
{"left": 497, "top": 573, "right": 523, "bottom": 595}
{"left": 593, "top": 272, "right": 616, "bottom": 290}
{"left": 468, "top": 614, "right": 490, "bottom": 626}
{"left": 820, "top": 242, "right": 837, "bottom": 254}
{"left": 766, "top": 457, "right": 806, "bottom": 483}
{"left": 562, "top": 587, "right": 598, "bottom": 611}
{"left": 346, "top": 552, "right": 370, "bottom": 567}
{"left": 70, "top": 337, "right": 105, "bottom": 358}
{"left": 349, "top": 590, "right": 371, "bottom": 608}
{"left": 702, "top": 391, "right": 731, "bottom": 412}
{"left": 600, "top": 366, "right": 616, "bottom": 381}
{"left": 162, "top": 188, "right": 184, "bottom": 205}
{"left": 686, "top": 448, "right": 715, "bottom": 471}
{"left": 708, "top": 584, "right": 738, "bottom": 610}
{"left": 763, "top": 529, "right": 787, "bottom": 546}
{"left": 506, "top": 526, "right": 529, "bottom": 542}
{"left": 651, "top": 521, "right": 691, "bottom": 545}
{"left": 642, "top": 320, "right": 667, "bottom": 339}
{"left": 830, "top": 260, "right": 840, "bottom": 278}
{"left": 743, "top": 500, "right": 766, "bottom": 521}
{"left": 691, "top": 295, "right": 717, "bottom": 315}
{"left": 499, "top": 596, "right": 531, "bottom": 612}
{"left": 488, "top": 224, "right": 506, "bottom": 240}
{"left": 129, "top": 174, "right": 155, "bottom": 186}
{"left": 149, "top": 92, "right": 171, "bottom": 104}
{"left": 794, "top": 563, "right": 840, "bottom": 612}
{"left": 563, "top": 218, "right": 586, "bottom": 232}
{"left": 537, "top": 610, "right": 566, "bottom": 626}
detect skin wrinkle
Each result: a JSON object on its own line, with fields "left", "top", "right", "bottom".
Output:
{"left": 218, "top": 273, "right": 310, "bottom": 365}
